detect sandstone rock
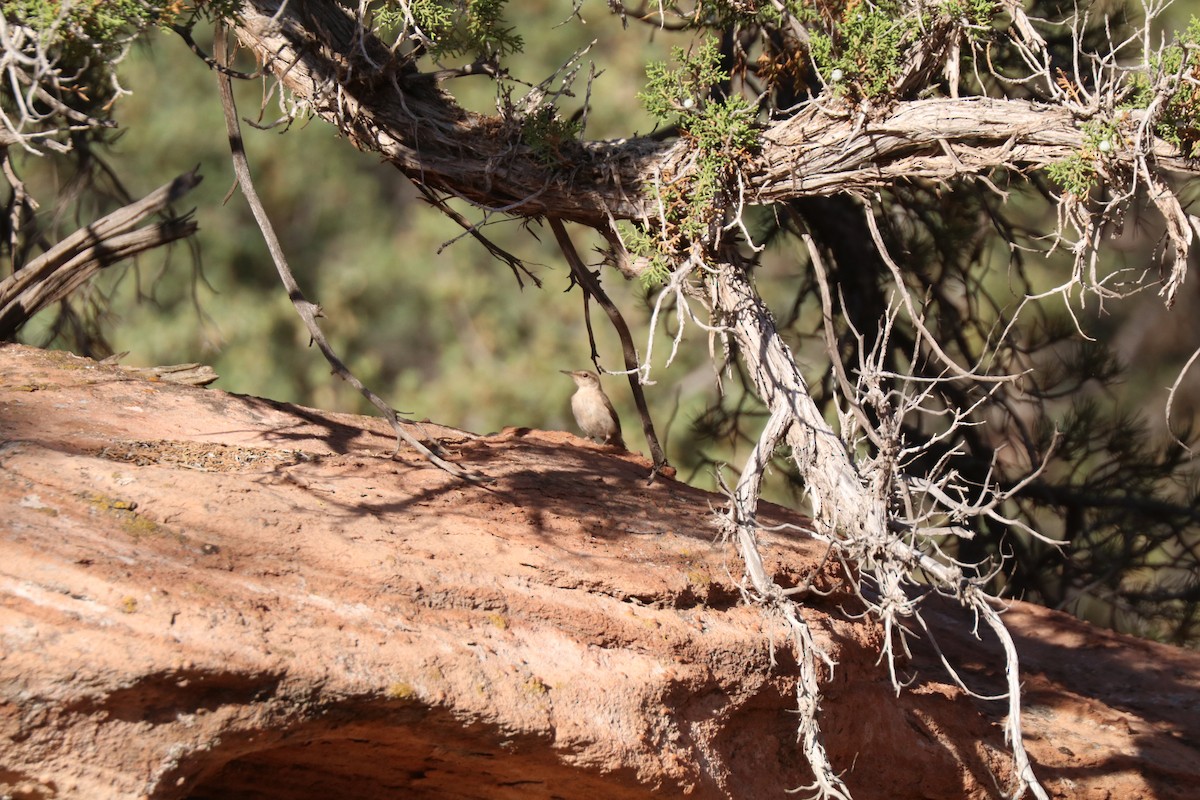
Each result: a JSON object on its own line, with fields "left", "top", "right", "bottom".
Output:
{"left": 0, "top": 343, "right": 1196, "bottom": 799}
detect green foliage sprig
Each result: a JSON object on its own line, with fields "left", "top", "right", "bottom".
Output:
{"left": 622, "top": 225, "right": 673, "bottom": 289}
{"left": 374, "top": 0, "right": 522, "bottom": 59}
{"left": 1045, "top": 153, "right": 1095, "bottom": 196}
{"left": 639, "top": 39, "right": 726, "bottom": 120}
{"left": 520, "top": 105, "right": 581, "bottom": 165}
{"left": 635, "top": 40, "right": 761, "bottom": 285}
{"left": 2, "top": 0, "right": 161, "bottom": 44}
{"left": 1123, "top": 16, "right": 1200, "bottom": 158}
{"left": 809, "top": 0, "right": 913, "bottom": 99}
{"left": 941, "top": 0, "right": 999, "bottom": 27}
{"left": 1046, "top": 120, "right": 1122, "bottom": 196}
{"left": 686, "top": 94, "right": 760, "bottom": 153}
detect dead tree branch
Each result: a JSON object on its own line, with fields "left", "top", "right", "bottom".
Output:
{"left": 224, "top": 2, "right": 1200, "bottom": 229}
{"left": 703, "top": 259, "right": 1048, "bottom": 799}
{"left": 550, "top": 217, "right": 668, "bottom": 469}
{"left": 0, "top": 171, "right": 200, "bottom": 339}
{"left": 213, "top": 22, "right": 483, "bottom": 482}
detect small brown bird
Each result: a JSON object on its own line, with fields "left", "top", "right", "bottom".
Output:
{"left": 561, "top": 369, "right": 625, "bottom": 449}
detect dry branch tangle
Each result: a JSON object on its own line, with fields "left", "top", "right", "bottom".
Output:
{"left": 229, "top": 1, "right": 1200, "bottom": 225}
{"left": 706, "top": 261, "right": 1053, "bottom": 799}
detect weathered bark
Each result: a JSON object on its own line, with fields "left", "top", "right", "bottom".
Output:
{"left": 708, "top": 260, "right": 884, "bottom": 539}
{"left": 225, "top": 1, "right": 1198, "bottom": 228}
{"left": 226, "top": 0, "right": 667, "bottom": 224}
{"left": 0, "top": 171, "right": 201, "bottom": 340}
{"left": 706, "top": 258, "right": 1059, "bottom": 797}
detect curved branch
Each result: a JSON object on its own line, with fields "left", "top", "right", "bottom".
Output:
{"left": 225, "top": 2, "right": 1200, "bottom": 232}
{"left": 0, "top": 171, "right": 201, "bottom": 339}
{"left": 214, "top": 21, "right": 483, "bottom": 482}
{"left": 549, "top": 218, "right": 668, "bottom": 469}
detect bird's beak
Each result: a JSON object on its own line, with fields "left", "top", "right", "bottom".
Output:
{"left": 559, "top": 369, "right": 573, "bottom": 376}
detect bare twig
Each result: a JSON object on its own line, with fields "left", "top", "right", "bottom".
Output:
{"left": 0, "top": 171, "right": 201, "bottom": 339}
{"left": 703, "top": 259, "right": 1048, "bottom": 799}
{"left": 214, "top": 22, "right": 482, "bottom": 482}
{"left": 171, "top": 23, "right": 265, "bottom": 80}
{"left": 549, "top": 216, "right": 668, "bottom": 469}
{"left": 412, "top": 182, "right": 541, "bottom": 289}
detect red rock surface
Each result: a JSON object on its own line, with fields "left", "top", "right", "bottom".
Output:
{"left": 0, "top": 342, "right": 1196, "bottom": 799}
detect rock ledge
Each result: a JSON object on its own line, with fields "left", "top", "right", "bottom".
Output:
{"left": 1, "top": 343, "right": 1196, "bottom": 799}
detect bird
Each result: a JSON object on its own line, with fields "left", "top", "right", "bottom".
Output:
{"left": 560, "top": 369, "right": 625, "bottom": 449}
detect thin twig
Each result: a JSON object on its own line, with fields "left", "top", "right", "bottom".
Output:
{"left": 413, "top": 182, "right": 540, "bottom": 288}
{"left": 214, "top": 23, "right": 483, "bottom": 482}
{"left": 549, "top": 216, "right": 668, "bottom": 470}
{"left": 0, "top": 171, "right": 201, "bottom": 339}
{"left": 172, "top": 23, "right": 264, "bottom": 80}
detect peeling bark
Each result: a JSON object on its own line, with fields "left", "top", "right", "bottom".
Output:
{"left": 226, "top": 2, "right": 1199, "bottom": 227}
